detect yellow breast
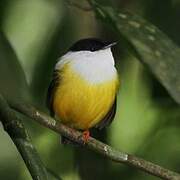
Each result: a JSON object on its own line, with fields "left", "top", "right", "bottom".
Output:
{"left": 53, "top": 64, "right": 119, "bottom": 130}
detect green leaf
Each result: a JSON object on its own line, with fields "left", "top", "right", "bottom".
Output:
{"left": 0, "top": 31, "right": 29, "bottom": 101}
{"left": 89, "top": 0, "right": 180, "bottom": 104}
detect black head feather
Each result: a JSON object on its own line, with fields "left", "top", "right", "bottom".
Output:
{"left": 69, "top": 38, "right": 116, "bottom": 52}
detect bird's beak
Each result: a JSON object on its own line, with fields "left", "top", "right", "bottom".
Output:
{"left": 103, "top": 42, "right": 117, "bottom": 49}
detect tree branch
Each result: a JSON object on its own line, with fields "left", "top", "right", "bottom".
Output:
{"left": 0, "top": 95, "right": 61, "bottom": 180}
{"left": 8, "top": 100, "right": 180, "bottom": 180}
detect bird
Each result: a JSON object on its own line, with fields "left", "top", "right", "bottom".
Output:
{"left": 47, "top": 38, "right": 119, "bottom": 144}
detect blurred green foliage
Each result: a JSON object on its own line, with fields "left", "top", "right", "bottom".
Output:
{"left": 0, "top": 31, "right": 29, "bottom": 101}
{"left": 0, "top": 0, "right": 180, "bottom": 180}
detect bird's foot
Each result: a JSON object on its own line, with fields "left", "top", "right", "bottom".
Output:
{"left": 82, "top": 130, "right": 90, "bottom": 144}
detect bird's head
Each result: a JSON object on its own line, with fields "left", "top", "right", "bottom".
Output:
{"left": 69, "top": 38, "right": 117, "bottom": 52}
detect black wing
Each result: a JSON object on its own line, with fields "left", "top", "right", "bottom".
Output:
{"left": 46, "top": 70, "right": 60, "bottom": 116}
{"left": 95, "top": 97, "right": 117, "bottom": 130}
{"left": 47, "top": 69, "right": 75, "bottom": 145}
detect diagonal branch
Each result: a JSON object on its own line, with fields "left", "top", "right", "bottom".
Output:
{"left": 0, "top": 95, "right": 61, "bottom": 180}
{"left": 8, "top": 99, "right": 180, "bottom": 180}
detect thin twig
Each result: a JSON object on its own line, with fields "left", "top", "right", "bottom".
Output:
{"left": 0, "top": 95, "right": 61, "bottom": 180}
{"left": 9, "top": 100, "right": 180, "bottom": 180}
{"left": 66, "top": 0, "right": 93, "bottom": 11}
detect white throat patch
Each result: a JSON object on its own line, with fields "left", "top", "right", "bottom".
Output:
{"left": 55, "top": 48, "right": 117, "bottom": 84}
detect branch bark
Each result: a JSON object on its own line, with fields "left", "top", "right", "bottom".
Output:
{"left": 8, "top": 99, "right": 180, "bottom": 180}
{"left": 0, "top": 94, "right": 61, "bottom": 180}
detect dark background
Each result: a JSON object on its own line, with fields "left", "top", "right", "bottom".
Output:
{"left": 0, "top": 0, "right": 180, "bottom": 179}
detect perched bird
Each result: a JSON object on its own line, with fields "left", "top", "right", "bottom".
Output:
{"left": 47, "top": 38, "right": 119, "bottom": 144}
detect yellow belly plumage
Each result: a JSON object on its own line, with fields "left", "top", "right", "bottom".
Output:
{"left": 53, "top": 64, "right": 119, "bottom": 130}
